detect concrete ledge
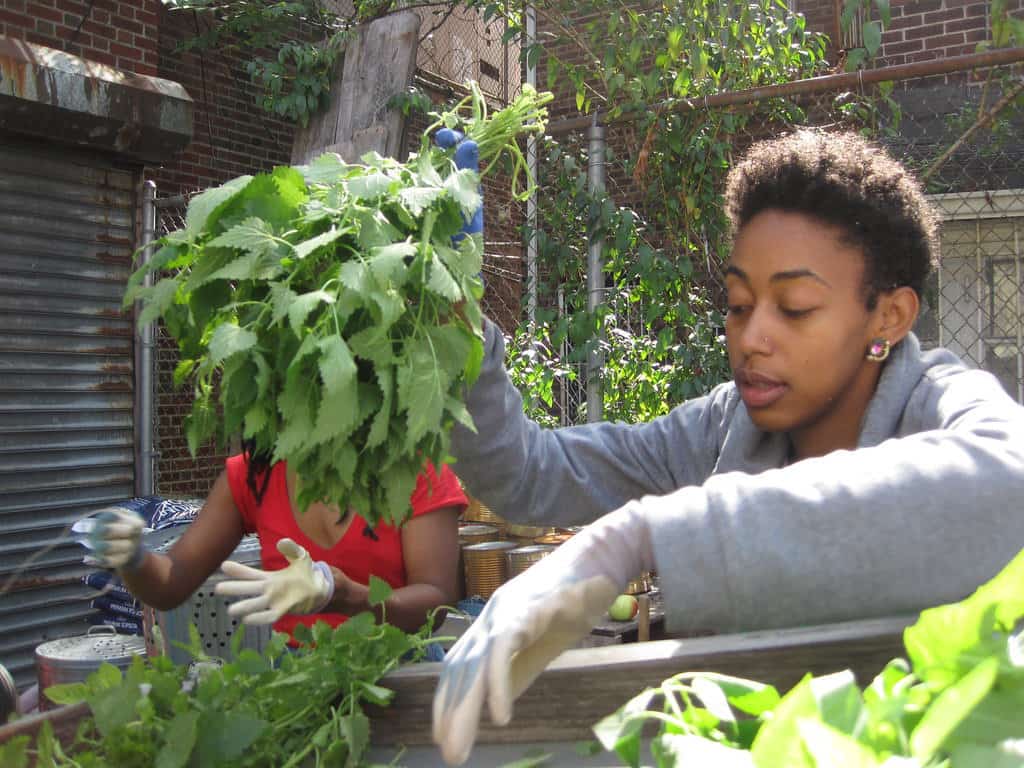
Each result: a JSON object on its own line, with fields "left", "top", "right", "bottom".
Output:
{"left": 0, "top": 37, "right": 193, "bottom": 163}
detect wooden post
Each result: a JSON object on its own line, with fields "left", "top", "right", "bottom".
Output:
{"left": 290, "top": 10, "right": 421, "bottom": 165}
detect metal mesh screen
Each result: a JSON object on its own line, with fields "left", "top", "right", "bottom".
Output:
{"left": 415, "top": 3, "right": 521, "bottom": 104}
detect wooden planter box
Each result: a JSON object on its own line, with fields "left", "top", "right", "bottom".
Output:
{"left": 1, "top": 617, "right": 911, "bottom": 767}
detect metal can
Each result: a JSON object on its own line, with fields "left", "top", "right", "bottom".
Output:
{"left": 462, "top": 540, "right": 518, "bottom": 599}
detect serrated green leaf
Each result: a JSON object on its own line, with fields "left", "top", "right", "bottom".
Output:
{"left": 137, "top": 278, "right": 180, "bottom": 328}
{"left": 348, "top": 326, "right": 395, "bottom": 366}
{"left": 397, "top": 343, "right": 447, "bottom": 446}
{"left": 370, "top": 287, "right": 406, "bottom": 331}
{"left": 369, "top": 240, "right": 416, "bottom": 285}
{"left": 310, "top": 336, "right": 360, "bottom": 445}
{"left": 184, "top": 175, "right": 253, "bottom": 237}
{"left": 445, "top": 394, "right": 476, "bottom": 432}
{"left": 355, "top": 208, "right": 403, "bottom": 249}
{"left": 208, "top": 322, "right": 258, "bottom": 365}
{"left": 339, "top": 260, "right": 375, "bottom": 294}
{"left": 207, "top": 217, "right": 279, "bottom": 255}
{"left": 298, "top": 152, "right": 351, "bottom": 185}
{"left": 288, "top": 290, "right": 335, "bottom": 334}
{"left": 270, "top": 283, "right": 298, "bottom": 324}
{"left": 367, "top": 367, "right": 394, "bottom": 449}
{"left": 347, "top": 171, "right": 392, "bottom": 199}
{"left": 443, "top": 168, "right": 482, "bottom": 217}
{"left": 293, "top": 225, "right": 348, "bottom": 260}
{"left": 426, "top": 256, "right": 462, "bottom": 302}
{"left": 399, "top": 185, "right": 445, "bottom": 216}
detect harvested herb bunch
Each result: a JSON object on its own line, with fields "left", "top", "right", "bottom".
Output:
{"left": 128, "top": 83, "right": 552, "bottom": 527}
{"left": 3, "top": 582, "right": 432, "bottom": 767}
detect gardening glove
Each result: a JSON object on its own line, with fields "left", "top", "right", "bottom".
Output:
{"left": 72, "top": 507, "right": 146, "bottom": 571}
{"left": 434, "top": 128, "right": 483, "bottom": 239}
{"left": 432, "top": 503, "right": 655, "bottom": 765}
{"left": 214, "top": 538, "right": 334, "bottom": 626}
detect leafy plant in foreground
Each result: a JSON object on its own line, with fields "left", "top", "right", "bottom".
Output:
{"left": 127, "top": 83, "right": 551, "bottom": 528}
{"left": 12, "top": 579, "right": 429, "bottom": 767}
{"left": 592, "top": 547, "right": 1024, "bottom": 767}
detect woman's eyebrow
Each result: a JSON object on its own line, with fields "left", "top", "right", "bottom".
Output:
{"left": 770, "top": 268, "right": 832, "bottom": 287}
{"left": 723, "top": 265, "right": 831, "bottom": 288}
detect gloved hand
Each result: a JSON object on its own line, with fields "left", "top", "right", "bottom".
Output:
{"left": 432, "top": 503, "right": 655, "bottom": 765}
{"left": 72, "top": 507, "right": 146, "bottom": 571}
{"left": 434, "top": 127, "right": 483, "bottom": 239}
{"left": 214, "top": 538, "right": 334, "bottom": 626}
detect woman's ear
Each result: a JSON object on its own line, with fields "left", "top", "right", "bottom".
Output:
{"left": 875, "top": 286, "right": 920, "bottom": 345}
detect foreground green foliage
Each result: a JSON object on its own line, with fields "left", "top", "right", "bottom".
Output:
{"left": 1, "top": 580, "right": 429, "bottom": 767}
{"left": 127, "top": 84, "right": 550, "bottom": 527}
{"left": 593, "top": 548, "right": 1024, "bottom": 768}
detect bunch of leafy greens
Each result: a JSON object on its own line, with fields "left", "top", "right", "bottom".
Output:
{"left": 0, "top": 580, "right": 425, "bottom": 767}
{"left": 592, "top": 547, "right": 1024, "bottom": 768}
{"left": 126, "top": 82, "right": 551, "bottom": 527}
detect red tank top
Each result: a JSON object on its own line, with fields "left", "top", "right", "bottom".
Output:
{"left": 224, "top": 455, "right": 466, "bottom": 639}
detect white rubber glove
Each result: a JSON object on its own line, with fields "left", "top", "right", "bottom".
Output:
{"left": 71, "top": 508, "right": 146, "bottom": 571}
{"left": 214, "top": 538, "right": 334, "bottom": 626}
{"left": 432, "top": 503, "right": 655, "bottom": 765}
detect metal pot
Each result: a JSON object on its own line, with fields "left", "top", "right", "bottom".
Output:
{"left": 35, "top": 626, "right": 146, "bottom": 710}
{"left": 0, "top": 662, "right": 17, "bottom": 721}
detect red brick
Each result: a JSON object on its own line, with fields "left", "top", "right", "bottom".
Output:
{"left": 890, "top": 13, "right": 924, "bottom": 31}
{"left": 945, "top": 16, "right": 988, "bottom": 33}
{"left": 925, "top": 32, "right": 966, "bottom": 48}
{"left": 905, "top": 22, "right": 945, "bottom": 40}
{"left": 27, "top": 4, "right": 62, "bottom": 23}
{"left": 923, "top": 8, "right": 965, "bottom": 24}
{"left": 882, "top": 38, "right": 924, "bottom": 55}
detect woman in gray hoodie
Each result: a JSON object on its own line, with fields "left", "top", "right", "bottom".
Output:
{"left": 432, "top": 130, "right": 1024, "bottom": 765}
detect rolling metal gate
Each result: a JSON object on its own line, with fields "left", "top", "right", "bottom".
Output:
{"left": 0, "top": 139, "right": 137, "bottom": 689}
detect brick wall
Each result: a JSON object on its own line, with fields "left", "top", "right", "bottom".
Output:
{"left": 0, "top": 0, "right": 160, "bottom": 75}
{"left": 876, "top": 0, "right": 1021, "bottom": 66}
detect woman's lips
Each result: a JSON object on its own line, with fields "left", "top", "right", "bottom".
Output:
{"left": 735, "top": 370, "right": 788, "bottom": 409}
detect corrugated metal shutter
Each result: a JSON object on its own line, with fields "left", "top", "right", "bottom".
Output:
{"left": 0, "top": 138, "right": 137, "bottom": 689}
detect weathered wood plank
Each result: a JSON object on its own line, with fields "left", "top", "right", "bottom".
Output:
{"left": 290, "top": 11, "right": 420, "bottom": 165}
{"left": 369, "top": 615, "right": 913, "bottom": 747}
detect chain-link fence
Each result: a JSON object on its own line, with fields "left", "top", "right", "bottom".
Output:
{"left": 528, "top": 56, "right": 1024, "bottom": 426}
{"left": 414, "top": 3, "right": 521, "bottom": 104}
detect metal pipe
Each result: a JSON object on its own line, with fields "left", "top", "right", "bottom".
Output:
{"left": 586, "top": 121, "right": 606, "bottom": 423}
{"left": 526, "top": 2, "right": 538, "bottom": 327}
{"left": 135, "top": 180, "right": 157, "bottom": 496}
{"left": 546, "top": 47, "right": 1024, "bottom": 137}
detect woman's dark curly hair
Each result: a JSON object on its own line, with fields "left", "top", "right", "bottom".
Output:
{"left": 724, "top": 130, "right": 939, "bottom": 309}
{"left": 242, "top": 438, "right": 274, "bottom": 504}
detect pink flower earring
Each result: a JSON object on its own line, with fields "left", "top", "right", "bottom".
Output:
{"left": 866, "top": 338, "right": 891, "bottom": 362}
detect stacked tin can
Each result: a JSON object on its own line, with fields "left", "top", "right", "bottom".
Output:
{"left": 458, "top": 496, "right": 560, "bottom": 599}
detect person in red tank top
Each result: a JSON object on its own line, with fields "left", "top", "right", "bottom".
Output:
{"left": 112, "top": 452, "right": 466, "bottom": 644}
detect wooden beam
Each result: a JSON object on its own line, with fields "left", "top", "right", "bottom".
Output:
{"left": 369, "top": 616, "right": 912, "bottom": 746}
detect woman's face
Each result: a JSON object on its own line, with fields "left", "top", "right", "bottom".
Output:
{"left": 725, "top": 209, "right": 887, "bottom": 456}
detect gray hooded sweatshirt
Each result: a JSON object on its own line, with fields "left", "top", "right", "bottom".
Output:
{"left": 451, "top": 322, "right": 1024, "bottom": 634}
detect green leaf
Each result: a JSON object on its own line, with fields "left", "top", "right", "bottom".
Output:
{"left": 368, "top": 575, "right": 393, "bottom": 607}
{"left": 910, "top": 656, "right": 999, "bottom": 759}
{"left": 310, "top": 336, "right": 360, "bottom": 445}
{"left": 797, "top": 718, "right": 882, "bottom": 768}
{"left": 293, "top": 225, "right": 348, "bottom": 260}
{"left": 874, "top": 0, "right": 891, "bottom": 27}
{"left": 426, "top": 257, "right": 463, "bottom": 302}
{"left": 397, "top": 343, "right": 447, "bottom": 447}
{"left": 208, "top": 322, "right": 258, "bottom": 365}
{"left": 89, "top": 682, "right": 137, "bottom": 738}
{"left": 347, "top": 171, "right": 392, "bottom": 199}
{"left": 339, "top": 709, "right": 370, "bottom": 763}
{"left": 369, "top": 240, "right": 416, "bottom": 286}
{"left": 41, "top": 682, "right": 88, "bottom": 706}
{"left": 592, "top": 687, "right": 657, "bottom": 767}
{"left": 184, "top": 175, "right": 253, "bottom": 237}
{"left": 651, "top": 734, "right": 754, "bottom": 768}
{"left": 270, "top": 282, "right": 299, "bottom": 324}
{"left": 288, "top": 290, "right": 335, "bottom": 334}
{"left": 443, "top": 169, "right": 482, "bottom": 217}
{"left": 399, "top": 186, "right": 445, "bottom": 216}
{"left": 863, "top": 21, "right": 882, "bottom": 57}
{"left": 156, "top": 711, "right": 199, "bottom": 768}
{"left": 905, "top": 547, "right": 1024, "bottom": 687}
{"left": 951, "top": 740, "right": 1024, "bottom": 768}
{"left": 366, "top": 367, "right": 393, "bottom": 449}
{"left": 207, "top": 216, "right": 279, "bottom": 255}
{"left": 298, "top": 152, "right": 350, "bottom": 184}
{"left": 360, "top": 681, "right": 394, "bottom": 706}
{"left": 136, "top": 278, "right": 180, "bottom": 328}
